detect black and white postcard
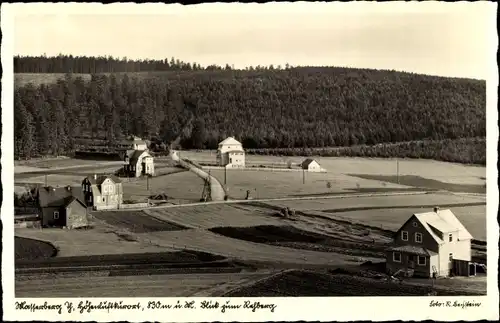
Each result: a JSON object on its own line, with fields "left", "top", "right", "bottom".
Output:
{"left": 1, "top": 2, "right": 498, "bottom": 321}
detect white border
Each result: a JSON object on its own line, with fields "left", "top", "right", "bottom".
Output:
{"left": 2, "top": 2, "right": 499, "bottom": 322}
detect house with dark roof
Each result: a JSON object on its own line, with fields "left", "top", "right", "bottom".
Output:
{"left": 123, "top": 149, "right": 155, "bottom": 177}
{"left": 36, "top": 186, "right": 89, "bottom": 229}
{"left": 300, "top": 158, "right": 323, "bottom": 172}
{"left": 386, "top": 207, "right": 474, "bottom": 278}
{"left": 82, "top": 174, "right": 124, "bottom": 210}
{"left": 216, "top": 137, "right": 245, "bottom": 168}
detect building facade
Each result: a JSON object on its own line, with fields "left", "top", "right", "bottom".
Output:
{"left": 216, "top": 137, "right": 245, "bottom": 168}
{"left": 124, "top": 150, "right": 155, "bottom": 177}
{"left": 82, "top": 175, "right": 124, "bottom": 210}
{"left": 386, "top": 207, "right": 473, "bottom": 278}
{"left": 36, "top": 186, "right": 89, "bottom": 229}
{"left": 301, "top": 158, "right": 323, "bottom": 172}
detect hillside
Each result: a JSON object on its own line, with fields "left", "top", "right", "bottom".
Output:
{"left": 14, "top": 55, "right": 486, "bottom": 164}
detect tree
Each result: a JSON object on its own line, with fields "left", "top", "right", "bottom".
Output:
{"left": 190, "top": 119, "right": 207, "bottom": 149}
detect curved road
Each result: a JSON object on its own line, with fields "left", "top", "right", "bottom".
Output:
{"left": 170, "top": 151, "right": 226, "bottom": 201}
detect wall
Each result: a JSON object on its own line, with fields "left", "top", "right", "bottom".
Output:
{"left": 66, "top": 201, "right": 89, "bottom": 229}
{"left": 453, "top": 239, "right": 472, "bottom": 261}
{"left": 385, "top": 250, "right": 431, "bottom": 278}
{"left": 119, "top": 203, "right": 149, "bottom": 209}
{"left": 41, "top": 207, "right": 64, "bottom": 227}
{"left": 394, "top": 216, "right": 439, "bottom": 253}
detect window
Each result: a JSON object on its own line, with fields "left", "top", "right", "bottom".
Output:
{"left": 417, "top": 256, "right": 426, "bottom": 266}
{"left": 102, "top": 197, "right": 105, "bottom": 202}
{"left": 415, "top": 232, "right": 423, "bottom": 243}
{"left": 393, "top": 252, "right": 401, "bottom": 262}
{"left": 401, "top": 231, "right": 408, "bottom": 241}
{"left": 53, "top": 211, "right": 59, "bottom": 219}
{"left": 109, "top": 185, "right": 114, "bottom": 194}
{"left": 412, "top": 222, "right": 418, "bottom": 227}
{"left": 448, "top": 233, "right": 453, "bottom": 242}
{"left": 449, "top": 253, "right": 453, "bottom": 261}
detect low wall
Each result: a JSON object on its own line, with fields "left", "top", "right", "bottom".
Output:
{"left": 201, "top": 165, "right": 327, "bottom": 173}
{"left": 119, "top": 203, "right": 149, "bottom": 209}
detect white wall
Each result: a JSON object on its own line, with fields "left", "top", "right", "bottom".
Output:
{"left": 453, "top": 239, "right": 472, "bottom": 261}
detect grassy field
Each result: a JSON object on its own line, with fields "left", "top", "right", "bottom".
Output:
{"left": 15, "top": 270, "right": 277, "bottom": 297}
{"left": 15, "top": 73, "right": 92, "bottom": 88}
{"left": 15, "top": 225, "right": 175, "bottom": 257}
{"left": 223, "top": 270, "right": 485, "bottom": 296}
{"left": 93, "top": 210, "right": 188, "bottom": 233}
{"left": 15, "top": 237, "right": 57, "bottom": 260}
{"left": 266, "top": 192, "right": 486, "bottom": 212}
{"left": 180, "top": 151, "right": 486, "bottom": 186}
{"left": 210, "top": 169, "right": 411, "bottom": 199}
{"left": 319, "top": 205, "right": 487, "bottom": 241}
{"left": 144, "top": 204, "right": 284, "bottom": 229}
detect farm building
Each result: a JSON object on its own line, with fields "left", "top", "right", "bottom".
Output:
{"left": 36, "top": 186, "right": 89, "bottom": 229}
{"left": 117, "top": 135, "right": 148, "bottom": 151}
{"left": 386, "top": 207, "right": 474, "bottom": 278}
{"left": 82, "top": 174, "right": 124, "bottom": 210}
{"left": 123, "top": 149, "right": 155, "bottom": 177}
{"left": 301, "top": 158, "right": 323, "bottom": 172}
{"left": 216, "top": 137, "right": 245, "bottom": 168}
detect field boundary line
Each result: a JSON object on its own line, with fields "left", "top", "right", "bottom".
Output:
{"left": 218, "top": 269, "right": 293, "bottom": 297}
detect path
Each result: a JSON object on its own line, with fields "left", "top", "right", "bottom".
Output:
{"left": 170, "top": 151, "right": 226, "bottom": 201}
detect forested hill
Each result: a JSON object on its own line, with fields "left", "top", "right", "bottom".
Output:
{"left": 14, "top": 55, "right": 486, "bottom": 165}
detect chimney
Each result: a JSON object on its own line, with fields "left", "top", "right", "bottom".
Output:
{"left": 433, "top": 206, "right": 440, "bottom": 213}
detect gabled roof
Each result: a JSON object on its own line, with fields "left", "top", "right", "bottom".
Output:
{"left": 38, "top": 186, "right": 86, "bottom": 208}
{"left": 301, "top": 158, "right": 318, "bottom": 167}
{"left": 84, "top": 174, "right": 122, "bottom": 185}
{"left": 415, "top": 209, "right": 473, "bottom": 241}
{"left": 218, "top": 137, "right": 242, "bottom": 146}
{"left": 126, "top": 149, "right": 151, "bottom": 164}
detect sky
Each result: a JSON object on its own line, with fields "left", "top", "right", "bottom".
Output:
{"left": 10, "top": 2, "right": 497, "bottom": 80}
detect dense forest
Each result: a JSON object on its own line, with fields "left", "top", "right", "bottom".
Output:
{"left": 14, "top": 55, "right": 486, "bottom": 165}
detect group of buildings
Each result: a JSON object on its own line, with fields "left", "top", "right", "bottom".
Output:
{"left": 216, "top": 136, "right": 324, "bottom": 172}
{"left": 17, "top": 135, "right": 478, "bottom": 279}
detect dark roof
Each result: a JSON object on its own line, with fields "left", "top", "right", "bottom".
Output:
{"left": 386, "top": 245, "right": 437, "bottom": 257}
{"left": 301, "top": 158, "right": 317, "bottom": 167}
{"left": 84, "top": 174, "right": 122, "bottom": 185}
{"left": 128, "top": 150, "right": 150, "bottom": 164}
{"left": 38, "top": 186, "right": 86, "bottom": 208}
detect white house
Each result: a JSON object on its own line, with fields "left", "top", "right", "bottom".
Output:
{"left": 386, "top": 207, "right": 474, "bottom": 278}
{"left": 301, "top": 158, "right": 323, "bottom": 172}
{"left": 216, "top": 137, "right": 245, "bottom": 168}
{"left": 124, "top": 150, "right": 155, "bottom": 177}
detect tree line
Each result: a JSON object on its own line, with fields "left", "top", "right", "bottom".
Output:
{"left": 14, "top": 54, "right": 288, "bottom": 74}
{"left": 14, "top": 55, "right": 486, "bottom": 164}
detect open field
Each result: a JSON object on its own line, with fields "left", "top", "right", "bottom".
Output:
{"left": 223, "top": 270, "right": 485, "bottom": 296}
{"left": 266, "top": 192, "right": 486, "bottom": 212}
{"left": 122, "top": 171, "right": 204, "bottom": 202}
{"left": 180, "top": 151, "right": 486, "bottom": 186}
{"left": 351, "top": 174, "right": 486, "bottom": 194}
{"left": 93, "top": 210, "right": 188, "bottom": 233}
{"left": 144, "top": 204, "right": 284, "bottom": 229}
{"left": 320, "top": 205, "right": 487, "bottom": 241}
{"left": 15, "top": 237, "right": 57, "bottom": 260}
{"left": 15, "top": 157, "right": 122, "bottom": 170}
{"left": 137, "top": 229, "right": 379, "bottom": 266}
{"left": 15, "top": 225, "right": 174, "bottom": 257}
{"left": 15, "top": 270, "right": 277, "bottom": 297}
{"left": 210, "top": 169, "right": 411, "bottom": 199}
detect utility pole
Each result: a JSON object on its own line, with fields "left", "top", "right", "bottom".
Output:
{"left": 224, "top": 166, "right": 227, "bottom": 185}
{"left": 302, "top": 168, "right": 305, "bottom": 185}
{"left": 147, "top": 175, "right": 150, "bottom": 191}
{"left": 45, "top": 174, "right": 48, "bottom": 187}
